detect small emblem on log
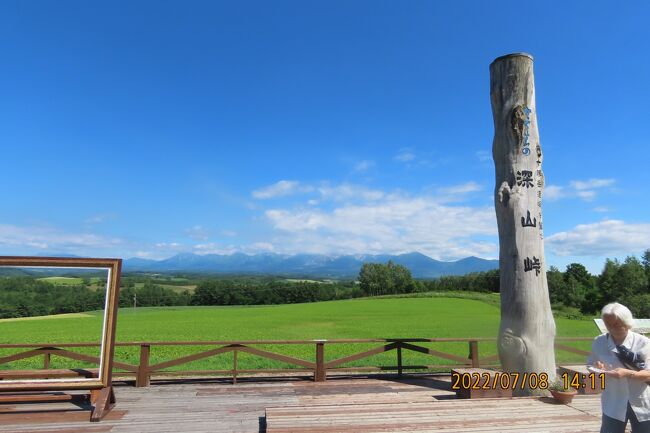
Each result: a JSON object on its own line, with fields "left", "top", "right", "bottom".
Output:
{"left": 511, "top": 105, "right": 532, "bottom": 155}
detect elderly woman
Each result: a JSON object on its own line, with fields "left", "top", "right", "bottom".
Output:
{"left": 589, "top": 302, "right": 650, "bottom": 433}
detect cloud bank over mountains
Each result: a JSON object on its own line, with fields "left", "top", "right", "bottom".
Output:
{"left": 122, "top": 251, "right": 499, "bottom": 279}
{"left": 1, "top": 177, "right": 647, "bottom": 274}
{"left": 546, "top": 220, "right": 650, "bottom": 256}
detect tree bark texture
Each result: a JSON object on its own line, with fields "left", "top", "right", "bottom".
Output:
{"left": 490, "top": 53, "right": 556, "bottom": 395}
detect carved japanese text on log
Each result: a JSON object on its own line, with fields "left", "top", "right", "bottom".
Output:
{"left": 490, "top": 53, "right": 556, "bottom": 396}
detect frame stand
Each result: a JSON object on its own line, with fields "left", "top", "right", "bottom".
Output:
{"left": 90, "top": 386, "right": 116, "bottom": 422}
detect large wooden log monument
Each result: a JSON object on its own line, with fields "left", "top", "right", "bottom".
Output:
{"left": 490, "top": 53, "right": 556, "bottom": 395}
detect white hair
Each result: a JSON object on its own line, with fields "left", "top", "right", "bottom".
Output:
{"left": 602, "top": 302, "right": 635, "bottom": 329}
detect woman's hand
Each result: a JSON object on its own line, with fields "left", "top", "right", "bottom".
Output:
{"left": 593, "top": 361, "right": 612, "bottom": 370}
{"left": 604, "top": 368, "right": 634, "bottom": 378}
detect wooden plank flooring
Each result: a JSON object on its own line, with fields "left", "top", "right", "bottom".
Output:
{"left": 0, "top": 374, "right": 612, "bottom": 433}
{"left": 266, "top": 397, "right": 605, "bottom": 432}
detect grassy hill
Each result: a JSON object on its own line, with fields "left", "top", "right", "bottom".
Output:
{"left": 0, "top": 296, "right": 598, "bottom": 372}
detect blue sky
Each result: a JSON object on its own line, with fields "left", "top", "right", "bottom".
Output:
{"left": 1, "top": 1, "right": 649, "bottom": 274}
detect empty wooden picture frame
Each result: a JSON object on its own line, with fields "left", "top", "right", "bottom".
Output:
{"left": 0, "top": 256, "right": 121, "bottom": 391}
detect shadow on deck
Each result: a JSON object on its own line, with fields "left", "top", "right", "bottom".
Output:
{"left": 0, "top": 374, "right": 603, "bottom": 433}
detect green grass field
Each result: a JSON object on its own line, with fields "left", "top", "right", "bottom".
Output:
{"left": 132, "top": 282, "right": 196, "bottom": 293}
{"left": 0, "top": 296, "right": 598, "bottom": 373}
{"left": 36, "top": 276, "right": 105, "bottom": 290}
{"left": 37, "top": 276, "right": 84, "bottom": 285}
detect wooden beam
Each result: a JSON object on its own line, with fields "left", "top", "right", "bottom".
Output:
{"left": 325, "top": 343, "right": 398, "bottom": 369}
{"left": 0, "top": 348, "right": 48, "bottom": 365}
{"left": 148, "top": 345, "right": 237, "bottom": 371}
{"left": 46, "top": 348, "right": 138, "bottom": 373}
{"left": 399, "top": 342, "right": 470, "bottom": 364}
{"left": 236, "top": 346, "right": 315, "bottom": 369}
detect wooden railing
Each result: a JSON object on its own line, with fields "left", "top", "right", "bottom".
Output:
{"left": 0, "top": 337, "right": 593, "bottom": 387}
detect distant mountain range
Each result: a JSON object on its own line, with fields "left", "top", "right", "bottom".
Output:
{"left": 122, "top": 252, "right": 498, "bottom": 279}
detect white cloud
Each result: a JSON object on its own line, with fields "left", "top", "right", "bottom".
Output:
{"left": 544, "top": 185, "right": 564, "bottom": 200}
{"left": 263, "top": 192, "right": 497, "bottom": 260}
{"left": 476, "top": 151, "right": 491, "bottom": 162}
{"left": 155, "top": 242, "right": 181, "bottom": 248}
{"left": 253, "top": 181, "right": 386, "bottom": 204}
{"left": 0, "top": 223, "right": 123, "bottom": 253}
{"left": 394, "top": 150, "right": 415, "bottom": 162}
{"left": 570, "top": 179, "right": 615, "bottom": 190}
{"left": 220, "top": 230, "right": 237, "bottom": 237}
{"left": 193, "top": 243, "right": 238, "bottom": 255}
{"left": 576, "top": 190, "right": 596, "bottom": 200}
{"left": 317, "top": 184, "right": 385, "bottom": 202}
{"left": 84, "top": 213, "right": 118, "bottom": 226}
{"left": 546, "top": 220, "right": 650, "bottom": 256}
{"left": 0, "top": 221, "right": 272, "bottom": 260}
{"left": 193, "top": 243, "right": 217, "bottom": 252}
{"left": 247, "top": 242, "right": 275, "bottom": 252}
{"left": 592, "top": 207, "right": 610, "bottom": 213}
{"left": 252, "top": 180, "right": 313, "bottom": 199}
{"left": 353, "top": 160, "right": 374, "bottom": 172}
{"left": 545, "top": 178, "right": 615, "bottom": 202}
{"left": 438, "top": 182, "right": 483, "bottom": 196}
{"left": 184, "top": 225, "right": 211, "bottom": 241}
{"left": 85, "top": 215, "right": 106, "bottom": 224}
{"left": 393, "top": 148, "right": 438, "bottom": 168}
{"left": 192, "top": 242, "right": 274, "bottom": 255}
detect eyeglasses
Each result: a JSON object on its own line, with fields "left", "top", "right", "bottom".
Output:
{"left": 605, "top": 322, "right": 627, "bottom": 330}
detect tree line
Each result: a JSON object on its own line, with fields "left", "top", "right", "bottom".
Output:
{"left": 356, "top": 261, "right": 499, "bottom": 295}
{"left": 1, "top": 250, "right": 648, "bottom": 319}
{"left": 547, "top": 251, "right": 650, "bottom": 317}
{"left": 0, "top": 278, "right": 362, "bottom": 318}
{"left": 0, "top": 278, "right": 105, "bottom": 318}
{"left": 357, "top": 251, "right": 650, "bottom": 318}
{"left": 190, "top": 279, "right": 362, "bottom": 306}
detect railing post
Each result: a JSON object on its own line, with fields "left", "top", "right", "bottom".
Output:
{"left": 469, "top": 340, "right": 479, "bottom": 368}
{"left": 397, "top": 345, "right": 403, "bottom": 377}
{"left": 136, "top": 344, "right": 150, "bottom": 387}
{"left": 315, "top": 341, "right": 326, "bottom": 382}
{"left": 43, "top": 351, "right": 51, "bottom": 369}
{"left": 233, "top": 349, "right": 238, "bottom": 385}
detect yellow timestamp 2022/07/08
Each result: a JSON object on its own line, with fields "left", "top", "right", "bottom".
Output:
{"left": 451, "top": 371, "right": 606, "bottom": 391}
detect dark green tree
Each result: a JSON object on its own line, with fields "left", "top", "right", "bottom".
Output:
{"left": 598, "top": 259, "right": 621, "bottom": 303}
{"left": 387, "top": 261, "right": 418, "bottom": 294}
{"left": 546, "top": 266, "right": 566, "bottom": 305}
{"left": 358, "top": 263, "right": 389, "bottom": 296}
{"left": 358, "top": 261, "right": 417, "bottom": 296}
{"left": 614, "top": 256, "right": 647, "bottom": 300}
{"left": 561, "top": 263, "right": 593, "bottom": 309}
{"left": 642, "top": 249, "right": 650, "bottom": 289}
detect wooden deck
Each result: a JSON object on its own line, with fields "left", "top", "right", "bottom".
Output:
{"left": 0, "top": 374, "right": 609, "bottom": 433}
